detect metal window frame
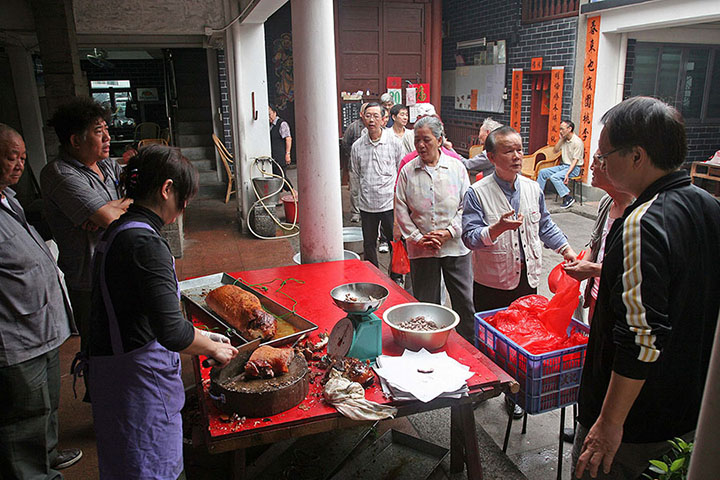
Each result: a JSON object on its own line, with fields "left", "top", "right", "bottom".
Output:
{"left": 632, "top": 42, "right": 720, "bottom": 124}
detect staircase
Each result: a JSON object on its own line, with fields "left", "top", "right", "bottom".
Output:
{"left": 171, "top": 49, "right": 223, "bottom": 199}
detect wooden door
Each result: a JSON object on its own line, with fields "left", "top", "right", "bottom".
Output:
{"left": 528, "top": 72, "right": 550, "bottom": 154}
{"left": 336, "top": 0, "right": 428, "bottom": 131}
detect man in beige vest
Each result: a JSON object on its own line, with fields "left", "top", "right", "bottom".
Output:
{"left": 461, "top": 126, "right": 576, "bottom": 418}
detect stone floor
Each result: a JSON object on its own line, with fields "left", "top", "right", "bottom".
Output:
{"left": 55, "top": 166, "right": 600, "bottom": 479}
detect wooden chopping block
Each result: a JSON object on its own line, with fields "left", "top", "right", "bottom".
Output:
{"left": 209, "top": 349, "right": 309, "bottom": 418}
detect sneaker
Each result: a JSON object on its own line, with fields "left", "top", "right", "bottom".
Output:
{"left": 52, "top": 448, "right": 82, "bottom": 470}
{"left": 561, "top": 195, "right": 576, "bottom": 209}
{"left": 378, "top": 242, "right": 389, "bottom": 253}
{"left": 350, "top": 213, "right": 361, "bottom": 223}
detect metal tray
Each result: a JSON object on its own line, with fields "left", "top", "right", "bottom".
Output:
{"left": 328, "top": 429, "right": 449, "bottom": 480}
{"left": 179, "top": 272, "right": 317, "bottom": 347}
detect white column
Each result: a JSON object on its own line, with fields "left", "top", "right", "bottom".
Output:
{"left": 7, "top": 46, "right": 47, "bottom": 183}
{"left": 226, "top": 22, "right": 273, "bottom": 229}
{"left": 290, "top": 0, "right": 344, "bottom": 263}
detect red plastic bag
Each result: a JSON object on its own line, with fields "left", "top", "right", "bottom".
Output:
{"left": 390, "top": 240, "right": 410, "bottom": 274}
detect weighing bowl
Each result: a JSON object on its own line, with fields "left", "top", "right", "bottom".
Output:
{"left": 383, "top": 302, "right": 460, "bottom": 351}
{"left": 330, "top": 282, "right": 389, "bottom": 314}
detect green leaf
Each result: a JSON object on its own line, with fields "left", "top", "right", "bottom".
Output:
{"left": 649, "top": 460, "right": 669, "bottom": 473}
{"left": 670, "top": 457, "right": 685, "bottom": 472}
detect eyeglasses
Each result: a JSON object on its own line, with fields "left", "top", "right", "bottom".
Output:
{"left": 593, "top": 147, "right": 623, "bottom": 167}
{"left": 364, "top": 113, "right": 382, "bottom": 120}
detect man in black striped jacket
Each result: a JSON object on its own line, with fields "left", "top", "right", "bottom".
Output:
{"left": 572, "top": 96, "right": 720, "bottom": 479}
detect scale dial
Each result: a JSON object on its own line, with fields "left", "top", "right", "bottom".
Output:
{"left": 328, "top": 317, "right": 354, "bottom": 358}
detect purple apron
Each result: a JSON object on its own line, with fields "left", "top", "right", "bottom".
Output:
{"left": 89, "top": 221, "right": 185, "bottom": 480}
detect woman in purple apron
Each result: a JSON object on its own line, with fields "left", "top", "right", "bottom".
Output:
{"left": 88, "top": 146, "right": 237, "bottom": 480}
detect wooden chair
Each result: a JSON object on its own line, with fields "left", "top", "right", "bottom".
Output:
{"left": 134, "top": 122, "right": 161, "bottom": 142}
{"left": 521, "top": 145, "right": 561, "bottom": 180}
{"left": 468, "top": 144, "right": 484, "bottom": 159}
{"left": 137, "top": 138, "right": 169, "bottom": 148}
{"left": 212, "top": 134, "right": 236, "bottom": 203}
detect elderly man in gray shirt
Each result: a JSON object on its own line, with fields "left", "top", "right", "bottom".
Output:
{"left": 461, "top": 117, "right": 502, "bottom": 178}
{"left": 349, "top": 102, "right": 404, "bottom": 281}
{"left": 40, "top": 98, "right": 130, "bottom": 351}
{"left": 0, "top": 125, "right": 81, "bottom": 478}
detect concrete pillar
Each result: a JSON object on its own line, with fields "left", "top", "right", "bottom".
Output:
{"left": 6, "top": 46, "right": 47, "bottom": 183}
{"left": 226, "top": 22, "right": 272, "bottom": 229}
{"left": 29, "top": 0, "right": 87, "bottom": 158}
{"left": 688, "top": 311, "right": 720, "bottom": 480}
{"left": 291, "top": 0, "right": 344, "bottom": 263}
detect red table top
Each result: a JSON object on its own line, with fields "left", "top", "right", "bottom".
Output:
{"left": 191, "top": 259, "right": 501, "bottom": 438}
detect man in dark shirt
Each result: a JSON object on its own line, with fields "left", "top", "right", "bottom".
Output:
{"left": 269, "top": 104, "right": 293, "bottom": 192}
{"left": 573, "top": 97, "right": 720, "bottom": 479}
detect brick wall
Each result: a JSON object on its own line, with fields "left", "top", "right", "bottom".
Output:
{"left": 622, "top": 39, "right": 720, "bottom": 164}
{"left": 442, "top": 0, "right": 578, "bottom": 151}
{"left": 216, "top": 49, "right": 233, "bottom": 154}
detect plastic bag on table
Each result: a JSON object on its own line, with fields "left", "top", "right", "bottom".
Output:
{"left": 390, "top": 240, "right": 411, "bottom": 275}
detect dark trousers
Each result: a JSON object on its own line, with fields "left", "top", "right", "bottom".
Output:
{"left": 0, "top": 348, "right": 62, "bottom": 480}
{"left": 473, "top": 266, "right": 536, "bottom": 313}
{"left": 360, "top": 209, "right": 394, "bottom": 268}
{"left": 410, "top": 253, "right": 475, "bottom": 343}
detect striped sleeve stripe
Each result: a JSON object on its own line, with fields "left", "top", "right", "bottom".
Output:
{"left": 621, "top": 194, "right": 661, "bottom": 363}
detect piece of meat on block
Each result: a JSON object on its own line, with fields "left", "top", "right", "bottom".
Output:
{"left": 244, "top": 346, "right": 295, "bottom": 379}
{"left": 206, "top": 285, "right": 277, "bottom": 340}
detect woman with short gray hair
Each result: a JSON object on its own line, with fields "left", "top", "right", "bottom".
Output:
{"left": 394, "top": 116, "right": 475, "bottom": 342}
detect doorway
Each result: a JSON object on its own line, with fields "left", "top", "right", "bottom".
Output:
{"left": 528, "top": 72, "right": 550, "bottom": 154}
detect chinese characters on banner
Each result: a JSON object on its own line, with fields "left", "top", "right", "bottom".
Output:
{"left": 531, "top": 57, "right": 543, "bottom": 71}
{"left": 580, "top": 15, "right": 601, "bottom": 181}
{"left": 409, "top": 83, "right": 430, "bottom": 103}
{"left": 547, "top": 67, "right": 564, "bottom": 145}
{"left": 510, "top": 69, "right": 523, "bottom": 131}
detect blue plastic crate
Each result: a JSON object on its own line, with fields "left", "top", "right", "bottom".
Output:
{"left": 475, "top": 308, "right": 589, "bottom": 415}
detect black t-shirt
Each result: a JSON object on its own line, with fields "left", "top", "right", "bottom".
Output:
{"left": 89, "top": 205, "right": 195, "bottom": 356}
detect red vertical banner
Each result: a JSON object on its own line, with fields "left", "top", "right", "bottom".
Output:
{"left": 547, "top": 67, "right": 564, "bottom": 145}
{"left": 510, "top": 69, "right": 523, "bottom": 131}
{"left": 580, "top": 15, "right": 601, "bottom": 181}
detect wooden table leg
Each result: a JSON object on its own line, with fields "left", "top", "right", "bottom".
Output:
{"left": 232, "top": 449, "right": 246, "bottom": 480}
{"left": 451, "top": 403, "right": 483, "bottom": 479}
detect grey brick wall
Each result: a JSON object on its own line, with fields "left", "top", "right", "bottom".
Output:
{"left": 442, "top": 0, "right": 578, "bottom": 151}
{"left": 622, "top": 39, "right": 720, "bottom": 164}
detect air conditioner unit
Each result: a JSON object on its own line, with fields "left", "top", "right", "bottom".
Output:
{"left": 456, "top": 38, "right": 486, "bottom": 49}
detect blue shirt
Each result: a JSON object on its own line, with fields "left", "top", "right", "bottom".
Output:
{"left": 461, "top": 173, "right": 568, "bottom": 261}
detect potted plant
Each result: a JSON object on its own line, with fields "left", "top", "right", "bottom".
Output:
{"left": 642, "top": 438, "right": 693, "bottom": 480}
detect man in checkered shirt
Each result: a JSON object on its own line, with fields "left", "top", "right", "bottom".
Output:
{"left": 349, "top": 102, "right": 404, "bottom": 281}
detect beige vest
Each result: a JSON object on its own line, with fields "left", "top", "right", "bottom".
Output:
{"left": 470, "top": 175, "right": 544, "bottom": 290}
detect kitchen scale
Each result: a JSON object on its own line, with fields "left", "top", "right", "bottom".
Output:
{"left": 328, "top": 283, "right": 389, "bottom": 362}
